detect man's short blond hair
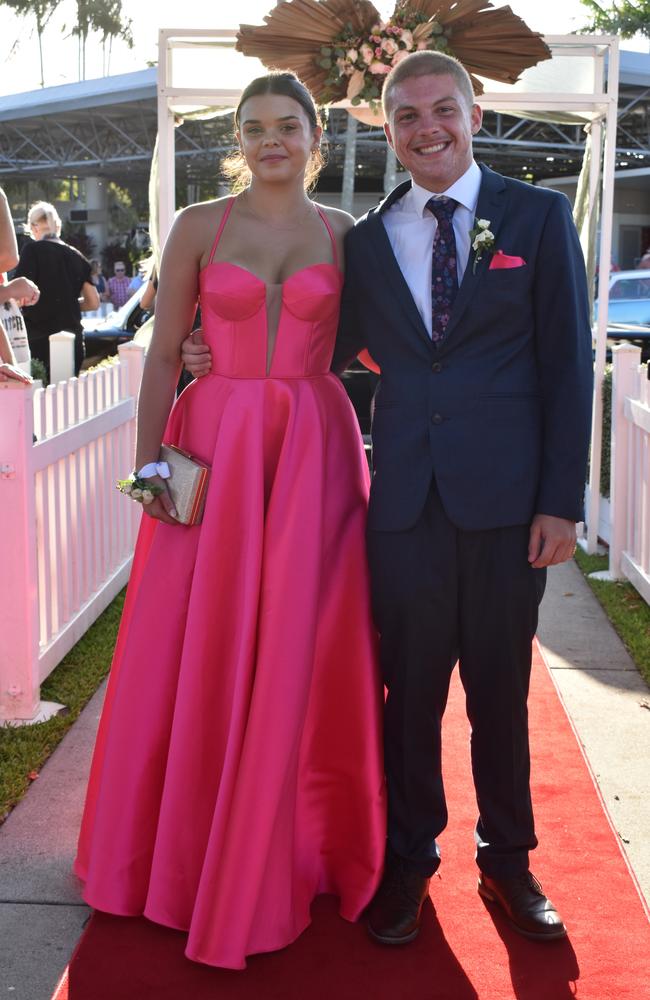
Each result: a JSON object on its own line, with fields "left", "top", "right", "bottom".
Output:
{"left": 382, "top": 51, "right": 476, "bottom": 118}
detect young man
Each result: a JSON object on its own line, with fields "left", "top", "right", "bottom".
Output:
{"left": 330, "top": 51, "right": 592, "bottom": 944}
{"left": 181, "top": 51, "right": 592, "bottom": 943}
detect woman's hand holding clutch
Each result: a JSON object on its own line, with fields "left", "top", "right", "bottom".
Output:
{"left": 140, "top": 474, "right": 179, "bottom": 525}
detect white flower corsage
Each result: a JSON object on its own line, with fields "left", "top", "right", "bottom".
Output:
{"left": 117, "top": 473, "right": 163, "bottom": 505}
{"left": 469, "top": 218, "right": 496, "bottom": 273}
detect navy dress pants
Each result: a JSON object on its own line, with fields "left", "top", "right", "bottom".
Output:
{"left": 367, "top": 480, "right": 546, "bottom": 879}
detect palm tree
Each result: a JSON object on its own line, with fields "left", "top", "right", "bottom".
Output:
{"left": 71, "top": 0, "right": 133, "bottom": 80}
{"left": 1, "top": 0, "right": 61, "bottom": 87}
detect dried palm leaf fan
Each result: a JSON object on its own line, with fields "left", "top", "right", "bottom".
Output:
{"left": 236, "top": 0, "right": 551, "bottom": 109}
{"left": 395, "top": 0, "right": 551, "bottom": 94}
{"left": 237, "top": 0, "right": 379, "bottom": 102}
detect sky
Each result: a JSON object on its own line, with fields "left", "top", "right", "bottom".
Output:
{"left": 0, "top": 0, "right": 647, "bottom": 96}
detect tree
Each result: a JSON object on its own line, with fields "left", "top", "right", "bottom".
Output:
{"left": 580, "top": 0, "right": 650, "bottom": 39}
{"left": 69, "top": 0, "right": 133, "bottom": 80}
{"left": 1, "top": 0, "right": 61, "bottom": 87}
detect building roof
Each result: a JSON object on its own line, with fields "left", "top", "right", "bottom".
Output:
{"left": 0, "top": 69, "right": 157, "bottom": 122}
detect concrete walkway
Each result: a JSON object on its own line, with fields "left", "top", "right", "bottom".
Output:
{"left": 0, "top": 560, "right": 648, "bottom": 1000}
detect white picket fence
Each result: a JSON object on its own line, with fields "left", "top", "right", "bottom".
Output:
{"left": 0, "top": 342, "right": 145, "bottom": 722}
{"left": 598, "top": 343, "right": 650, "bottom": 603}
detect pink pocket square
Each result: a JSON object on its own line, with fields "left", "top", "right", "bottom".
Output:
{"left": 489, "top": 251, "right": 526, "bottom": 270}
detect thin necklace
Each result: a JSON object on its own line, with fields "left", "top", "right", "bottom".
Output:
{"left": 239, "top": 192, "right": 315, "bottom": 231}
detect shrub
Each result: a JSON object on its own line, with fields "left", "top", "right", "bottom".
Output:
{"left": 30, "top": 356, "right": 47, "bottom": 385}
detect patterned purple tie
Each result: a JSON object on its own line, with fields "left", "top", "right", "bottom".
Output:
{"left": 427, "top": 196, "right": 458, "bottom": 344}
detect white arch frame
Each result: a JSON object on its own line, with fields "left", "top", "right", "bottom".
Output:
{"left": 157, "top": 28, "right": 620, "bottom": 553}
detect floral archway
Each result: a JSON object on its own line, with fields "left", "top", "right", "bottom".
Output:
{"left": 237, "top": 0, "right": 552, "bottom": 115}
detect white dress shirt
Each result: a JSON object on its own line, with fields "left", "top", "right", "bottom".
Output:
{"left": 382, "top": 160, "right": 482, "bottom": 337}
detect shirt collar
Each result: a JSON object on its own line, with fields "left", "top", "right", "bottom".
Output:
{"left": 408, "top": 161, "right": 482, "bottom": 217}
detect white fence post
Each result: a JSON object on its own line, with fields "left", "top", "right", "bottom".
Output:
{"left": 0, "top": 346, "right": 147, "bottom": 722}
{"left": 0, "top": 383, "right": 41, "bottom": 721}
{"left": 609, "top": 343, "right": 641, "bottom": 580}
{"left": 117, "top": 342, "right": 145, "bottom": 464}
{"left": 117, "top": 341, "right": 145, "bottom": 402}
{"left": 49, "top": 332, "right": 76, "bottom": 384}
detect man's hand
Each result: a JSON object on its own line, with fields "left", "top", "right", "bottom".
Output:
{"left": 528, "top": 514, "right": 576, "bottom": 569}
{"left": 1, "top": 277, "right": 40, "bottom": 308}
{"left": 181, "top": 329, "right": 212, "bottom": 377}
{"left": 0, "top": 362, "right": 32, "bottom": 384}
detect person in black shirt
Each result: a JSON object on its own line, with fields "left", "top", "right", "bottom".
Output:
{"left": 15, "top": 201, "right": 99, "bottom": 378}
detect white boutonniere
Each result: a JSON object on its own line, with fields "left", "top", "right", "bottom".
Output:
{"left": 469, "top": 218, "right": 495, "bottom": 273}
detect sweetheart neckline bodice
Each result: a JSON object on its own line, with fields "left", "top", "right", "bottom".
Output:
{"left": 200, "top": 260, "right": 343, "bottom": 289}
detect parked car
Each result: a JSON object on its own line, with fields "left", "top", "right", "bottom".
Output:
{"left": 594, "top": 271, "right": 650, "bottom": 360}
{"left": 82, "top": 286, "right": 148, "bottom": 362}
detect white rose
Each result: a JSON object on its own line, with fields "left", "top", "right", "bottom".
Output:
{"left": 122, "top": 482, "right": 132, "bottom": 495}
{"left": 131, "top": 487, "right": 143, "bottom": 499}
{"left": 477, "top": 218, "right": 491, "bottom": 230}
{"left": 473, "top": 230, "right": 494, "bottom": 249}
{"left": 381, "top": 37, "right": 398, "bottom": 56}
{"left": 141, "top": 489, "right": 154, "bottom": 504}
{"left": 360, "top": 43, "right": 374, "bottom": 65}
{"left": 346, "top": 48, "right": 358, "bottom": 63}
{"left": 369, "top": 60, "right": 391, "bottom": 75}
{"left": 400, "top": 29, "right": 414, "bottom": 50}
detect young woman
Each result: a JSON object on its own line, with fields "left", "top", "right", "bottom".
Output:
{"left": 74, "top": 72, "right": 386, "bottom": 970}
{"left": 89, "top": 259, "right": 108, "bottom": 301}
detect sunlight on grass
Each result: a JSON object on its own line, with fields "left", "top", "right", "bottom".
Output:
{"left": 574, "top": 548, "right": 650, "bottom": 687}
{"left": 0, "top": 591, "right": 124, "bottom": 822}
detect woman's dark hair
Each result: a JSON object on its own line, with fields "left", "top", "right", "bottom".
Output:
{"left": 222, "top": 72, "right": 325, "bottom": 193}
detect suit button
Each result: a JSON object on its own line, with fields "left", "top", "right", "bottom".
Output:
{"left": 431, "top": 362, "right": 442, "bottom": 373}
{"left": 431, "top": 413, "right": 443, "bottom": 425}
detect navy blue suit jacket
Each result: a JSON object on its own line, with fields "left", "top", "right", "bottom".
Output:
{"left": 332, "top": 164, "right": 593, "bottom": 533}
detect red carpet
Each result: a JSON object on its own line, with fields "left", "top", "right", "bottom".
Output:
{"left": 53, "top": 644, "right": 649, "bottom": 999}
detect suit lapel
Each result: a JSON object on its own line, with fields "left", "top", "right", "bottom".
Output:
{"left": 368, "top": 182, "right": 433, "bottom": 350}
{"left": 367, "top": 166, "right": 509, "bottom": 352}
{"left": 441, "top": 164, "right": 508, "bottom": 346}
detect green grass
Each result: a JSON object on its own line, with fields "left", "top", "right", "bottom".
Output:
{"left": 574, "top": 547, "right": 650, "bottom": 686}
{"left": 0, "top": 589, "right": 125, "bottom": 824}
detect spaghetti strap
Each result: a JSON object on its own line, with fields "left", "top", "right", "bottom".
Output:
{"left": 316, "top": 207, "right": 339, "bottom": 271}
{"left": 208, "top": 197, "right": 236, "bottom": 264}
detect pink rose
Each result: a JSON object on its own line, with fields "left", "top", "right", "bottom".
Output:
{"left": 369, "top": 61, "right": 391, "bottom": 75}
{"left": 391, "top": 49, "right": 410, "bottom": 66}
{"left": 360, "top": 42, "right": 374, "bottom": 65}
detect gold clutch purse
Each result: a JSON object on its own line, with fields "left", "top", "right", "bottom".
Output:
{"left": 159, "top": 444, "right": 210, "bottom": 526}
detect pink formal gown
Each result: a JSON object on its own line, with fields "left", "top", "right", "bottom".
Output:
{"left": 74, "top": 200, "right": 386, "bottom": 970}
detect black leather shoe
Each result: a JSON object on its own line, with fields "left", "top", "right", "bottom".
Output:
{"left": 367, "top": 856, "right": 431, "bottom": 945}
{"left": 478, "top": 871, "right": 567, "bottom": 941}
